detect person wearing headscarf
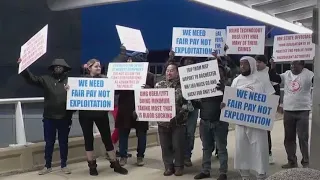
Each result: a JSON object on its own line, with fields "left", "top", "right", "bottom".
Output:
{"left": 18, "top": 58, "right": 74, "bottom": 175}
{"left": 223, "top": 56, "right": 269, "bottom": 180}
{"left": 115, "top": 48, "right": 155, "bottom": 167}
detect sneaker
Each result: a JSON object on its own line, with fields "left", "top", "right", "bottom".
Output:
{"left": 281, "top": 163, "right": 298, "bottom": 169}
{"left": 194, "top": 172, "right": 210, "bottom": 179}
{"left": 61, "top": 167, "right": 71, "bottom": 174}
{"left": 174, "top": 168, "right": 184, "bottom": 176}
{"left": 38, "top": 167, "right": 52, "bottom": 175}
{"left": 136, "top": 157, "right": 145, "bottom": 166}
{"left": 217, "top": 174, "right": 227, "bottom": 180}
{"left": 119, "top": 157, "right": 127, "bottom": 166}
{"left": 269, "top": 155, "right": 275, "bottom": 165}
{"left": 184, "top": 158, "right": 193, "bottom": 167}
{"left": 163, "top": 168, "right": 175, "bottom": 176}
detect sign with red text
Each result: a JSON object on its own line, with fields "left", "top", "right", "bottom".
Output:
{"left": 18, "top": 25, "right": 48, "bottom": 74}
{"left": 134, "top": 88, "right": 176, "bottom": 122}
{"left": 273, "top": 34, "right": 315, "bottom": 62}
{"left": 107, "top": 62, "right": 149, "bottom": 90}
{"left": 178, "top": 60, "right": 222, "bottom": 100}
{"left": 226, "top": 26, "right": 265, "bottom": 55}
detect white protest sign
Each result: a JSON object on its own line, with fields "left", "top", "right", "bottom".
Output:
{"left": 134, "top": 88, "right": 176, "bottom": 122}
{"left": 66, "top": 77, "right": 115, "bottom": 111}
{"left": 226, "top": 26, "right": 265, "bottom": 55}
{"left": 116, "top": 25, "right": 147, "bottom": 53}
{"left": 107, "top": 62, "right": 149, "bottom": 90}
{"left": 220, "top": 86, "right": 279, "bottom": 131}
{"left": 19, "top": 24, "right": 48, "bottom": 74}
{"left": 273, "top": 34, "right": 315, "bottom": 62}
{"left": 172, "top": 27, "right": 215, "bottom": 57}
{"left": 178, "top": 60, "right": 222, "bottom": 100}
{"left": 215, "top": 29, "right": 226, "bottom": 56}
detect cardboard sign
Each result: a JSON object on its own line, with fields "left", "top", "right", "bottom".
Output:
{"left": 134, "top": 88, "right": 176, "bottom": 122}
{"left": 178, "top": 60, "right": 222, "bottom": 100}
{"left": 226, "top": 26, "right": 265, "bottom": 55}
{"left": 273, "top": 34, "right": 315, "bottom": 62}
{"left": 215, "top": 29, "right": 226, "bottom": 56}
{"left": 19, "top": 25, "right": 48, "bottom": 74}
{"left": 116, "top": 25, "right": 147, "bottom": 53}
{"left": 107, "top": 62, "right": 149, "bottom": 90}
{"left": 66, "top": 77, "right": 114, "bottom": 111}
{"left": 220, "top": 86, "right": 279, "bottom": 131}
{"left": 172, "top": 27, "right": 215, "bottom": 57}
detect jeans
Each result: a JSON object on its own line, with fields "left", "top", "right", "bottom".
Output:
{"left": 158, "top": 125, "right": 186, "bottom": 169}
{"left": 43, "top": 119, "right": 71, "bottom": 168}
{"left": 119, "top": 129, "right": 147, "bottom": 158}
{"left": 200, "top": 120, "right": 228, "bottom": 174}
{"left": 283, "top": 110, "right": 310, "bottom": 166}
{"left": 185, "top": 109, "right": 199, "bottom": 159}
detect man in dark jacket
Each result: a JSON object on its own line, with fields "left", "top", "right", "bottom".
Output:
{"left": 18, "top": 58, "right": 74, "bottom": 175}
{"left": 194, "top": 63, "right": 229, "bottom": 180}
{"left": 115, "top": 49, "right": 155, "bottom": 167}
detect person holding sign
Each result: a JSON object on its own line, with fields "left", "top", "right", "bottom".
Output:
{"left": 156, "top": 60, "right": 193, "bottom": 177}
{"left": 222, "top": 56, "right": 269, "bottom": 180}
{"left": 115, "top": 50, "right": 155, "bottom": 167}
{"left": 68, "top": 59, "right": 128, "bottom": 176}
{"left": 193, "top": 62, "right": 229, "bottom": 180}
{"left": 18, "top": 58, "right": 74, "bottom": 175}
{"left": 270, "top": 59, "right": 313, "bottom": 169}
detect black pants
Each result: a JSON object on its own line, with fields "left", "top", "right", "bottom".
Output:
{"left": 79, "top": 116, "right": 114, "bottom": 152}
{"left": 268, "top": 131, "right": 272, "bottom": 155}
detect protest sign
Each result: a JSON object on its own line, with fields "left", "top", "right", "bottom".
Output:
{"left": 19, "top": 24, "right": 48, "bottom": 74}
{"left": 107, "top": 62, "right": 149, "bottom": 90}
{"left": 220, "top": 86, "right": 279, "bottom": 131}
{"left": 226, "top": 26, "right": 265, "bottom": 55}
{"left": 116, "top": 25, "right": 147, "bottom": 53}
{"left": 66, "top": 77, "right": 114, "bottom": 111}
{"left": 215, "top": 29, "right": 226, "bottom": 56}
{"left": 172, "top": 27, "right": 215, "bottom": 57}
{"left": 178, "top": 60, "right": 222, "bottom": 100}
{"left": 273, "top": 34, "right": 315, "bottom": 62}
{"left": 134, "top": 88, "right": 176, "bottom": 122}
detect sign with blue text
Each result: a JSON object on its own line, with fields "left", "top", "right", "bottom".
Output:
{"left": 172, "top": 27, "right": 216, "bottom": 57}
{"left": 220, "top": 86, "right": 279, "bottom": 131}
{"left": 66, "top": 77, "right": 115, "bottom": 111}
{"left": 214, "top": 29, "right": 226, "bottom": 56}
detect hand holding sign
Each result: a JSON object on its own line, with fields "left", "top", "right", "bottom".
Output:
{"left": 269, "top": 58, "right": 276, "bottom": 69}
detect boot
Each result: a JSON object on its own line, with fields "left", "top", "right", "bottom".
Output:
{"left": 111, "top": 160, "right": 128, "bottom": 175}
{"left": 87, "top": 160, "right": 98, "bottom": 176}
{"left": 107, "top": 150, "right": 128, "bottom": 175}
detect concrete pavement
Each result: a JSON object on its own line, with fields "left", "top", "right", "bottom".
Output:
{"left": 2, "top": 119, "right": 307, "bottom": 180}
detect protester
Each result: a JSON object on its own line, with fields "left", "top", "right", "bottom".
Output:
{"left": 255, "top": 55, "right": 277, "bottom": 165}
{"left": 116, "top": 49, "right": 155, "bottom": 167}
{"left": 179, "top": 56, "right": 199, "bottom": 167}
{"left": 18, "top": 58, "right": 74, "bottom": 175}
{"left": 222, "top": 56, "right": 269, "bottom": 180}
{"left": 156, "top": 60, "right": 193, "bottom": 176}
{"left": 270, "top": 60, "right": 313, "bottom": 169}
{"left": 194, "top": 60, "right": 229, "bottom": 180}
{"left": 66, "top": 59, "right": 128, "bottom": 176}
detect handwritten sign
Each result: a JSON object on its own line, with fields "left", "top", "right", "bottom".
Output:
{"left": 66, "top": 77, "right": 114, "bottom": 111}
{"left": 179, "top": 60, "right": 222, "bottom": 100}
{"left": 107, "top": 62, "right": 149, "bottom": 90}
{"left": 172, "top": 27, "right": 215, "bottom": 57}
{"left": 273, "top": 34, "right": 315, "bottom": 62}
{"left": 215, "top": 29, "right": 226, "bottom": 56}
{"left": 19, "top": 25, "right": 48, "bottom": 74}
{"left": 116, "top": 25, "right": 147, "bottom": 53}
{"left": 134, "top": 88, "right": 176, "bottom": 122}
{"left": 220, "top": 86, "right": 279, "bottom": 131}
{"left": 226, "top": 26, "right": 265, "bottom": 55}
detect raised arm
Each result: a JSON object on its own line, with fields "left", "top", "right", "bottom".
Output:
{"left": 18, "top": 59, "right": 45, "bottom": 88}
{"left": 269, "top": 58, "right": 282, "bottom": 84}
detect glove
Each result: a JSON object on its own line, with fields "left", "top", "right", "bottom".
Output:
{"left": 132, "top": 111, "right": 138, "bottom": 120}
{"left": 216, "top": 80, "right": 225, "bottom": 92}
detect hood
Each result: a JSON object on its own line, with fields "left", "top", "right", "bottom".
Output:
{"left": 48, "top": 59, "right": 71, "bottom": 71}
{"left": 240, "top": 56, "right": 256, "bottom": 75}
{"left": 180, "top": 57, "right": 197, "bottom": 66}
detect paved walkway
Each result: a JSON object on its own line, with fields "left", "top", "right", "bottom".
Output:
{"left": 3, "top": 120, "right": 307, "bottom": 180}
